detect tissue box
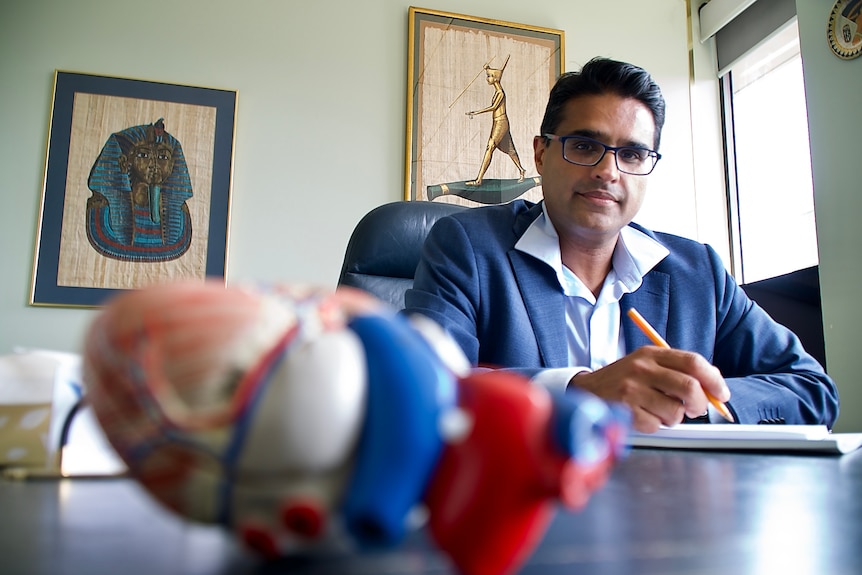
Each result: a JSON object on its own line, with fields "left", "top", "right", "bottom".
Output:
{"left": 1, "top": 349, "right": 126, "bottom": 477}
{"left": 0, "top": 353, "right": 59, "bottom": 467}
{"left": 0, "top": 404, "right": 54, "bottom": 466}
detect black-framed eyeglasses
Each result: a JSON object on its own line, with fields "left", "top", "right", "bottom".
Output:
{"left": 543, "top": 134, "right": 661, "bottom": 176}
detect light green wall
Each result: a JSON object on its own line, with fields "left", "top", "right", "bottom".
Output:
{"left": 1, "top": 0, "right": 703, "bottom": 355}
{"left": 797, "top": 1, "right": 862, "bottom": 432}
{"left": 4, "top": 1, "right": 854, "bottom": 429}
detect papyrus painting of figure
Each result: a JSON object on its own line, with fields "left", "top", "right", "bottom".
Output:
{"left": 407, "top": 10, "right": 562, "bottom": 206}
{"left": 55, "top": 92, "right": 216, "bottom": 291}
{"left": 426, "top": 56, "right": 542, "bottom": 205}
{"left": 86, "top": 118, "right": 193, "bottom": 262}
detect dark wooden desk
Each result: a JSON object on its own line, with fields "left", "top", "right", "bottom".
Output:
{"left": 2, "top": 448, "right": 861, "bottom": 575}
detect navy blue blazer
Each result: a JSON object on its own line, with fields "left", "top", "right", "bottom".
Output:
{"left": 405, "top": 200, "right": 839, "bottom": 427}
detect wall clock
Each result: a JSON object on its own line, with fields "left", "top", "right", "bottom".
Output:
{"left": 828, "top": 0, "right": 862, "bottom": 59}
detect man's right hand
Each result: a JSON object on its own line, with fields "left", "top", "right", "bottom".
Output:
{"left": 568, "top": 346, "right": 731, "bottom": 433}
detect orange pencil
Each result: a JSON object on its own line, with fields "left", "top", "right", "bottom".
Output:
{"left": 626, "top": 307, "right": 734, "bottom": 423}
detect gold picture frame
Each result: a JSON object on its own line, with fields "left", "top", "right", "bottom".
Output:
{"left": 404, "top": 7, "right": 563, "bottom": 205}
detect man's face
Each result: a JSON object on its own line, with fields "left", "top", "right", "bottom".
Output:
{"left": 128, "top": 142, "right": 175, "bottom": 185}
{"left": 534, "top": 94, "right": 656, "bottom": 248}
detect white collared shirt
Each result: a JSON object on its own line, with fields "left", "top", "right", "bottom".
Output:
{"left": 515, "top": 202, "right": 669, "bottom": 392}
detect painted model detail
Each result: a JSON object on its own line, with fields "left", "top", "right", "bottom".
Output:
{"left": 82, "top": 281, "right": 629, "bottom": 575}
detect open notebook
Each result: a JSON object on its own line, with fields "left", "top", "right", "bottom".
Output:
{"left": 628, "top": 424, "right": 862, "bottom": 454}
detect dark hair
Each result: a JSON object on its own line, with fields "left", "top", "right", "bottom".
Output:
{"left": 540, "top": 57, "right": 666, "bottom": 150}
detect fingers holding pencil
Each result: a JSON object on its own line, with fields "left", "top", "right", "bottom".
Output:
{"left": 626, "top": 308, "right": 734, "bottom": 423}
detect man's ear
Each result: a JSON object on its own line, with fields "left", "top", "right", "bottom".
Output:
{"left": 118, "top": 154, "right": 129, "bottom": 173}
{"left": 532, "top": 136, "right": 546, "bottom": 174}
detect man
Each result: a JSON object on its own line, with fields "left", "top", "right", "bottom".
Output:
{"left": 404, "top": 57, "right": 839, "bottom": 432}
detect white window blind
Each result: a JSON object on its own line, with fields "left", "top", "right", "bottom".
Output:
{"left": 700, "top": 0, "right": 797, "bottom": 75}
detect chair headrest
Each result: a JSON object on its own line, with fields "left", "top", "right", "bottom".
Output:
{"left": 338, "top": 201, "right": 467, "bottom": 307}
{"left": 340, "top": 201, "right": 467, "bottom": 279}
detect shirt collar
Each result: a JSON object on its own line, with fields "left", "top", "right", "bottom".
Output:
{"left": 515, "top": 201, "right": 669, "bottom": 294}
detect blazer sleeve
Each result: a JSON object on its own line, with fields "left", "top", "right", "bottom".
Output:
{"left": 705, "top": 245, "right": 839, "bottom": 427}
{"left": 405, "top": 216, "right": 483, "bottom": 364}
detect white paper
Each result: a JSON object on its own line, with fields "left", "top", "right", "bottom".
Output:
{"left": 628, "top": 424, "right": 862, "bottom": 454}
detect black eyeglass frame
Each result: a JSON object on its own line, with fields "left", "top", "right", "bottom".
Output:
{"left": 542, "top": 134, "right": 662, "bottom": 176}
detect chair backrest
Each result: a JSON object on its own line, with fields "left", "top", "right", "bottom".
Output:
{"left": 741, "top": 265, "right": 826, "bottom": 369}
{"left": 338, "top": 201, "right": 467, "bottom": 308}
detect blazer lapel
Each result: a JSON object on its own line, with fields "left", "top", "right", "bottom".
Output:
{"left": 509, "top": 251, "right": 568, "bottom": 367}
{"left": 621, "top": 271, "right": 671, "bottom": 351}
{"left": 508, "top": 203, "right": 568, "bottom": 367}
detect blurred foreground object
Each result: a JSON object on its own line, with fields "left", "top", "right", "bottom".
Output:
{"left": 82, "top": 281, "right": 629, "bottom": 575}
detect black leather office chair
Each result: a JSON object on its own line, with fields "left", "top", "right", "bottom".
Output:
{"left": 338, "top": 201, "right": 467, "bottom": 308}
{"left": 741, "top": 265, "right": 826, "bottom": 369}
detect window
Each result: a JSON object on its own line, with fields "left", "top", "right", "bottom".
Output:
{"left": 721, "top": 21, "right": 818, "bottom": 284}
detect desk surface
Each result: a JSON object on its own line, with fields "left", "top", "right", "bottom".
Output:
{"left": 2, "top": 448, "right": 862, "bottom": 575}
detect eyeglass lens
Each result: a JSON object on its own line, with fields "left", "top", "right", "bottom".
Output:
{"left": 562, "top": 137, "right": 656, "bottom": 174}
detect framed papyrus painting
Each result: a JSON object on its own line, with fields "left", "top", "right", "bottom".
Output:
{"left": 405, "top": 7, "right": 563, "bottom": 205}
{"left": 31, "top": 71, "right": 237, "bottom": 307}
